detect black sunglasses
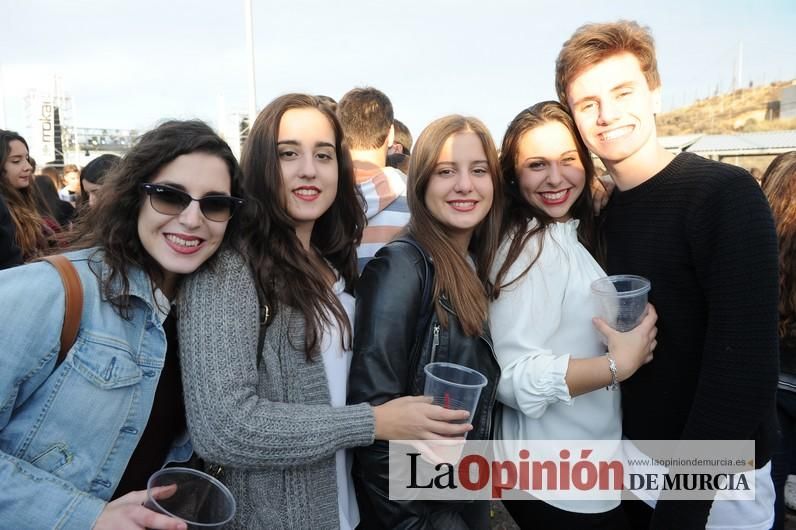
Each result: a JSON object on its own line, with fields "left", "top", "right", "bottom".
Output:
{"left": 140, "top": 183, "right": 244, "bottom": 222}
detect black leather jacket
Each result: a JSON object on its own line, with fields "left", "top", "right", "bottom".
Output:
{"left": 348, "top": 237, "right": 500, "bottom": 529}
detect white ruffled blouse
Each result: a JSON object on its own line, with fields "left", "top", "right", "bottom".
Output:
{"left": 489, "top": 219, "right": 622, "bottom": 513}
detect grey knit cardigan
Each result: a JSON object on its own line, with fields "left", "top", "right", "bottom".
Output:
{"left": 178, "top": 250, "right": 375, "bottom": 529}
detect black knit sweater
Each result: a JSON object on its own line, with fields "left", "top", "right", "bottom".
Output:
{"left": 602, "top": 153, "right": 779, "bottom": 529}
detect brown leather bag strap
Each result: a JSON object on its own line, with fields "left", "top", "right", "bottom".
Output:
{"left": 40, "top": 255, "right": 84, "bottom": 366}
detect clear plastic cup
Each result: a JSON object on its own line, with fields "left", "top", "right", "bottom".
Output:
{"left": 423, "top": 362, "right": 487, "bottom": 430}
{"left": 144, "top": 467, "right": 236, "bottom": 529}
{"left": 591, "top": 275, "right": 651, "bottom": 332}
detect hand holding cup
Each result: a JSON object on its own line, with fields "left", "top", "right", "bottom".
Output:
{"left": 593, "top": 303, "right": 658, "bottom": 382}
{"left": 143, "top": 467, "right": 236, "bottom": 530}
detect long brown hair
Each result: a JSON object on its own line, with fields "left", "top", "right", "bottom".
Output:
{"left": 405, "top": 115, "right": 503, "bottom": 336}
{"left": 492, "top": 101, "right": 597, "bottom": 295}
{"left": 240, "top": 93, "right": 365, "bottom": 360}
{"left": 68, "top": 120, "right": 243, "bottom": 316}
{"left": 0, "top": 130, "right": 47, "bottom": 259}
{"left": 761, "top": 151, "right": 796, "bottom": 338}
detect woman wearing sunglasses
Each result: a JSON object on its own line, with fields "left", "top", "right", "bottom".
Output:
{"left": 177, "top": 94, "right": 472, "bottom": 530}
{"left": 0, "top": 120, "right": 244, "bottom": 530}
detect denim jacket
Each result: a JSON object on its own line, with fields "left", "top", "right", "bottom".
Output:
{"left": 0, "top": 248, "right": 191, "bottom": 529}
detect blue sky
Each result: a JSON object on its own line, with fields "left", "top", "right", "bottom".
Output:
{"left": 1, "top": 0, "right": 794, "bottom": 142}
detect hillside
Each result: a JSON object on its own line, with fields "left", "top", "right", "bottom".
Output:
{"left": 657, "top": 80, "right": 796, "bottom": 136}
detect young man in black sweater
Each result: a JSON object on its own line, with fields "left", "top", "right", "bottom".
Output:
{"left": 556, "top": 21, "right": 779, "bottom": 529}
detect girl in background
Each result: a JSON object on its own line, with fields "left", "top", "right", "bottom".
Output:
{"left": 80, "top": 154, "right": 120, "bottom": 208}
{"left": 761, "top": 151, "right": 796, "bottom": 530}
{"left": 0, "top": 130, "right": 48, "bottom": 260}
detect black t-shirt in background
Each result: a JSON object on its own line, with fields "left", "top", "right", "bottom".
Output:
{"left": 0, "top": 195, "right": 23, "bottom": 270}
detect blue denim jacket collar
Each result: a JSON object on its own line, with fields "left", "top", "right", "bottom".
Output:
{"left": 81, "top": 248, "right": 168, "bottom": 317}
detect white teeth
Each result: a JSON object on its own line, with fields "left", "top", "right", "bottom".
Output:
{"left": 295, "top": 189, "right": 319, "bottom": 196}
{"left": 602, "top": 126, "right": 632, "bottom": 141}
{"left": 541, "top": 190, "right": 567, "bottom": 200}
{"left": 450, "top": 201, "right": 475, "bottom": 208}
{"left": 166, "top": 234, "right": 200, "bottom": 247}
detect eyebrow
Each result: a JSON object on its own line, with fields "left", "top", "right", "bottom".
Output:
{"left": 435, "top": 159, "right": 488, "bottom": 166}
{"left": 572, "top": 81, "right": 636, "bottom": 107}
{"left": 570, "top": 94, "right": 596, "bottom": 108}
{"left": 277, "top": 140, "right": 335, "bottom": 149}
{"left": 520, "top": 150, "right": 578, "bottom": 163}
{"left": 611, "top": 81, "right": 635, "bottom": 92}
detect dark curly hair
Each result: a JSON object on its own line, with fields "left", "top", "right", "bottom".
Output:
{"left": 67, "top": 120, "right": 243, "bottom": 315}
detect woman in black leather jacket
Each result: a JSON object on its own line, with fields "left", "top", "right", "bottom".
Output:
{"left": 348, "top": 115, "right": 503, "bottom": 529}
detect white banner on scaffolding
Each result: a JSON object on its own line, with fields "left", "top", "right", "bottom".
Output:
{"left": 25, "top": 92, "right": 56, "bottom": 165}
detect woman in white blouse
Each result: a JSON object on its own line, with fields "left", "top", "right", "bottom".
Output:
{"left": 489, "top": 101, "right": 657, "bottom": 529}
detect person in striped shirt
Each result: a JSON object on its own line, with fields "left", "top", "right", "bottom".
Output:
{"left": 338, "top": 87, "right": 410, "bottom": 271}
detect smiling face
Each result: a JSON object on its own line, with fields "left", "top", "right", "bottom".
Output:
{"left": 277, "top": 107, "right": 338, "bottom": 246}
{"left": 137, "top": 152, "right": 232, "bottom": 297}
{"left": 515, "top": 121, "right": 586, "bottom": 222}
{"left": 424, "top": 131, "right": 494, "bottom": 250}
{"left": 566, "top": 52, "right": 661, "bottom": 174}
{"left": 2, "top": 140, "right": 33, "bottom": 190}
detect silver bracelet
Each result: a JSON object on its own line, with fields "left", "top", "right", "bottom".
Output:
{"left": 605, "top": 353, "right": 619, "bottom": 391}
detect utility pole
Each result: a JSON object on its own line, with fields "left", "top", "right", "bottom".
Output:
{"left": 244, "top": 0, "right": 257, "bottom": 128}
{"left": 0, "top": 65, "right": 6, "bottom": 129}
{"left": 737, "top": 41, "right": 743, "bottom": 91}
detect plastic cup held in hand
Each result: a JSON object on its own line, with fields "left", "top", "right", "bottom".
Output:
{"left": 144, "top": 467, "right": 236, "bottom": 529}
{"left": 423, "top": 362, "right": 487, "bottom": 430}
{"left": 591, "top": 274, "right": 651, "bottom": 332}
{"left": 421, "top": 362, "right": 487, "bottom": 463}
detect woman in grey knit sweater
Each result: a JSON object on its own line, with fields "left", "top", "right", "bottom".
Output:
{"left": 178, "top": 94, "right": 472, "bottom": 530}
